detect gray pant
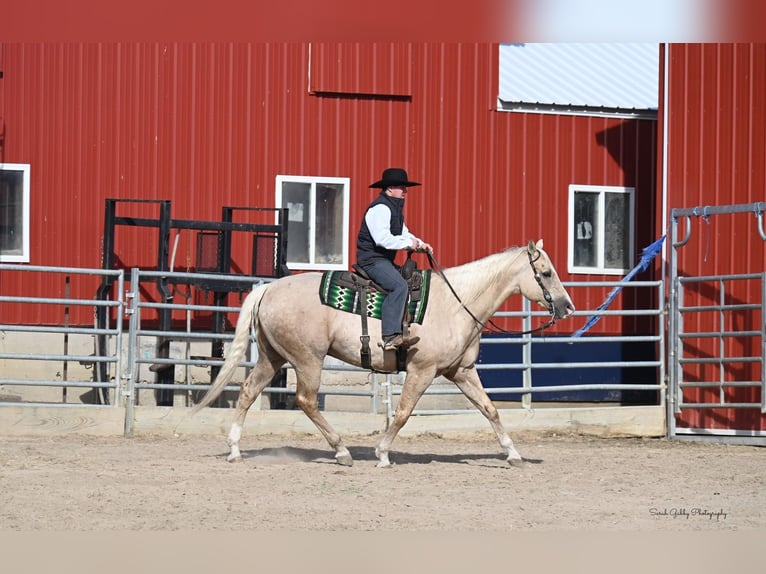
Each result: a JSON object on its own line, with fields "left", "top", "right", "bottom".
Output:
{"left": 358, "top": 259, "right": 408, "bottom": 338}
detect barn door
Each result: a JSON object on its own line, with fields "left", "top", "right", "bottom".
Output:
{"left": 668, "top": 203, "right": 766, "bottom": 445}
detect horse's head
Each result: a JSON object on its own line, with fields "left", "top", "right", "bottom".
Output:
{"left": 522, "top": 239, "right": 575, "bottom": 320}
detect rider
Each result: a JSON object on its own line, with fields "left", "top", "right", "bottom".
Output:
{"left": 356, "top": 167, "right": 433, "bottom": 351}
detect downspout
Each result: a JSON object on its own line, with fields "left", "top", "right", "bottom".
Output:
{"left": 661, "top": 42, "right": 670, "bottom": 276}
{"left": 661, "top": 42, "right": 672, "bottom": 433}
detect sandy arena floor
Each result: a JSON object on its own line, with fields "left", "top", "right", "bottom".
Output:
{"left": 1, "top": 430, "right": 763, "bottom": 532}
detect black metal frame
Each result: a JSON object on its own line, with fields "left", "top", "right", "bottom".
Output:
{"left": 96, "top": 198, "right": 289, "bottom": 405}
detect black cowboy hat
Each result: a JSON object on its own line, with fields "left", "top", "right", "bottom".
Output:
{"left": 369, "top": 167, "right": 421, "bottom": 189}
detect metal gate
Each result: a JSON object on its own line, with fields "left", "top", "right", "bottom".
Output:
{"left": 668, "top": 202, "right": 766, "bottom": 444}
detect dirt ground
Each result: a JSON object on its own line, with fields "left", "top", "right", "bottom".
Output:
{"left": 0, "top": 430, "right": 763, "bottom": 532}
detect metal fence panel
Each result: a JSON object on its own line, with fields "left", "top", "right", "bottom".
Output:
{"left": 669, "top": 203, "right": 766, "bottom": 444}
{"left": 0, "top": 265, "right": 124, "bottom": 406}
{"left": 2, "top": 265, "right": 666, "bottom": 436}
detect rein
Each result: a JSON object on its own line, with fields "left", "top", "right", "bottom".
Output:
{"left": 426, "top": 250, "right": 557, "bottom": 337}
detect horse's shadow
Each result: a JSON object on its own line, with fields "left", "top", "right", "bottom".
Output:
{"left": 217, "top": 446, "right": 544, "bottom": 467}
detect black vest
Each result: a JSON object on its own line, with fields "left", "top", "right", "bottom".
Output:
{"left": 357, "top": 192, "right": 405, "bottom": 265}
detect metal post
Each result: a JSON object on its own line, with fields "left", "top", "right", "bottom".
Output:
{"left": 113, "top": 271, "right": 125, "bottom": 409}
{"left": 155, "top": 200, "right": 174, "bottom": 406}
{"left": 124, "top": 267, "right": 141, "bottom": 436}
{"left": 95, "top": 199, "right": 118, "bottom": 405}
{"left": 667, "top": 216, "right": 680, "bottom": 435}
{"left": 762, "top": 272, "right": 766, "bottom": 414}
{"left": 370, "top": 372, "right": 379, "bottom": 414}
{"left": 521, "top": 298, "right": 533, "bottom": 409}
{"left": 718, "top": 278, "right": 726, "bottom": 406}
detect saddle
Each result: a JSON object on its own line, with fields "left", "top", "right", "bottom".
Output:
{"left": 338, "top": 256, "right": 425, "bottom": 371}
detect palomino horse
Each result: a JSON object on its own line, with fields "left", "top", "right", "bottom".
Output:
{"left": 191, "top": 240, "right": 575, "bottom": 467}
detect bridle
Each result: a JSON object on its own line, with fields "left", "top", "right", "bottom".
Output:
{"left": 527, "top": 248, "right": 555, "bottom": 313}
{"left": 427, "top": 249, "right": 557, "bottom": 337}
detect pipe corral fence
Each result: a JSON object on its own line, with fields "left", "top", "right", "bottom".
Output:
{"left": 668, "top": 202, "right": 766, "bottom": 445}
{"left": 0, "top": 264, "right": 666, "bottom": 438}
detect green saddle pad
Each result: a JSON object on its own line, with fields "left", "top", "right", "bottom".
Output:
{"left": 319, "top": 270, "right": 431, "bottom": 325}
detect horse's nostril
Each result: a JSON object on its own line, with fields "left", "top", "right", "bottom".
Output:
{"left": 557, "top": 303, "right": 575, "bottom": 319}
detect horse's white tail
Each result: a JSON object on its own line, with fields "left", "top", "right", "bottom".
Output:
{"left": 189, "top": 282, "right": 269, "bottom": 416}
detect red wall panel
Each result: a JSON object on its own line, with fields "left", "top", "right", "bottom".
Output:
{"left": 310, "top": 43, "right": 413, "bottom": 96}
{"left": 1, "top": 42, "right": 657, "bottom": 332}
{"left": 665, "top": 43, "right": 766, "bottom": 432}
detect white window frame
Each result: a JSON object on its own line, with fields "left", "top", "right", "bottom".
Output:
{"left": 0, "top": 163, "right": 31, "bottom": 263}
{"left": 568, "top": 184, "right": 635, "bottom": 275}
{"left": 275, "top": 175, "right": 350, "bottom": 271}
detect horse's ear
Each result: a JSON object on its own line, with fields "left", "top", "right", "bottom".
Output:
{"left": 535, "top": 239, "right": 544, "bottom": 250}
{"left": 527, "top": 239, "right": 538, "bottom": 255}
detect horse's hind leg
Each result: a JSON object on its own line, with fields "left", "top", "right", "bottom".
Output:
{"left": 447, "top": 366, "right": 524, "bottom": 467}
{"left": 227, "top": 355, "right": 283, "bottom": 462}
{"left": 293, "top": 361, "right": 353, "bottom": 466}
{"left": 375, "top": 369, "right": 434, "bottom": 468}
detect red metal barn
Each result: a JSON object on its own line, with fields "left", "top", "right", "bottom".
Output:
{"left": 0, "top": 42, "right": 662, "bottom": 411}
{"left": 662, "top": 43, "right": 766, "bottom": 439}
{"left": 0, "top": 42, "right": 659, "bottom": 330}
{"left": 6, "top": 42, "right": 762, "bottom": 434}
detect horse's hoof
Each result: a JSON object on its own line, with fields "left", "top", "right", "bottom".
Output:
{"left": 376, "top": 453, "right": 392, "bottom": 468}
{"left": 227, "top": 454, "right": 243, "bottom": 463}
{"left": 335, "top": 453, "right": 354, "bottom": 467}
{"left": 507, "top": 457, "right": 524, "bottom": 468}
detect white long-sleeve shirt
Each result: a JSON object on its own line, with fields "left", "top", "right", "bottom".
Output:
{"left": 364, "top": 203, "right": 422, "bottom": 251}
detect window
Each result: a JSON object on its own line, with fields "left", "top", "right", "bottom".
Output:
{"left": 0, "top": 163, "right": 31, "bottom": 263}
{"left": 568, "top": 184, "right": 634, "bottom": 275}
{"left": 276, "top": 175, "right": 349, "bottom": 271}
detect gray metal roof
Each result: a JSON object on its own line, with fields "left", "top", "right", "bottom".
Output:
{"left": 499, "top": 43, "right": 659, "bottom": 113}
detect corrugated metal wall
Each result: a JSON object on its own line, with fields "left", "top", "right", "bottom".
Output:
{"left": 1, "top": 42, "right": 658, "bottom": 329}
{"left": 665, "top": 43, "right": 766, "bottom": 431}
{"left": 666, "top": 43, "right": 766, "bottom": 262}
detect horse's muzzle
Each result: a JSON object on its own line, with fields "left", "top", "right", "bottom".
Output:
{"left": 552, "top": 300, "right": 575, "bottom": 320}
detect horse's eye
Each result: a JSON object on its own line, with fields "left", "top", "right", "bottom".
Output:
{"left": 541, "top": 270, "right": 552, "bottom": 279}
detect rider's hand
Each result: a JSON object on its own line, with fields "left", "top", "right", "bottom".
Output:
{"left": 412, "top": 239, "right": 433, "bottom": 254}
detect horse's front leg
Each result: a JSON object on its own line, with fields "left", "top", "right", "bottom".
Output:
{"left": 448, "top": 366, "right": 524, "bottom": 467}
{"left": 375, "top": 369, "right": 434, "bottom": 467}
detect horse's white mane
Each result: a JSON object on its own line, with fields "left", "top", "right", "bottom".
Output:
{"left": 440, "top": 246, "right": 527, "bottom": 303}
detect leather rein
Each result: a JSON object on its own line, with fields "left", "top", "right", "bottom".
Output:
{"left": 426, "top": 250, "right": 557, "bottom": 337}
